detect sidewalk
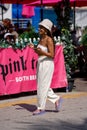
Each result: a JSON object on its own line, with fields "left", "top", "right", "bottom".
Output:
{"left": 0, "top": 92, "right": 87, "bottom": 130}
{"left": 73, "top": 72, "right": 87, "bottom": 92}
{"left": 0, "top": 72, "right": 87, "bottom": 130}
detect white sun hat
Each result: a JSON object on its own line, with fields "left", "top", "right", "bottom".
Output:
{"left": 4, "top": 33, "right": 13, "bottom": 39}
{"left": 39, "top": 19, "right": 53, "bottom": 32}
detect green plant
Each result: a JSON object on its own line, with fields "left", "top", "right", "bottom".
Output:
{"left": 54, "top": 0, "right": 72, "bottom": 30}
{"left": 81, "top": 27, "right": 87, "bottom": 46}
{"left": 54, "top": 0, "right": 78, "bottom": 79}
{"left": 61, "top": 28, "right": 78, "bottom": 78}
{"left": 19, "top": 26, "right": 39, "bottom": 40}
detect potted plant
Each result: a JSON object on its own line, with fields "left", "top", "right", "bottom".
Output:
{"left": 54, "top": 0, "right": 78, "bottom": 92}
{"left": 61, "top": 28, "right": 78, "bottom": 92}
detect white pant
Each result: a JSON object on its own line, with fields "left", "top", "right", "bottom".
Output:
{"left": 37, "top": 56, "right": 60, "bottom": 110}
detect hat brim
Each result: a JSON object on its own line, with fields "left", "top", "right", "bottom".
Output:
{"left": 39, "top": 23, "right": 51, "bottom": 32}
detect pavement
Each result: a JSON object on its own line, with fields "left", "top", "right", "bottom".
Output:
{"left": 0, "top": 72, "right": 87, "bottom": 130}
{"left": 74, "top": 74, "right": 87, "bottom": 92}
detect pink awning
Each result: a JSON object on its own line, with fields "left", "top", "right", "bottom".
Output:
{"left": 28, "top": 0, "right": 87, "bottom": 7}
{"left": 28, "top": 0, "right": 62, "bottom": 6}
{"left": 0, "top": 0, "right": 87, "bottom": 7}
{"left": 0, "top": 0, "right": 37, "bottom": 4}
{"left": 71, "top": 0, "right": 87, "bottom": 7}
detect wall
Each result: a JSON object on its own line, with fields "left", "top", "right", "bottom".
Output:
{"left": 0, "top": 4, "right": 12, "bottom": 21}
{"left": 75, "top": 7, "right": 87, "bottom": 28}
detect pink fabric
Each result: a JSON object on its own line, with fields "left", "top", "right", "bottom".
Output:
{"left": 1, "top": 0, "right": 38, "bottom": 4}
{"left": 0, "top": 45, "right": 68, "bottom": 96}
{"left": 22, "top": 5, "right": 35, "bottom": 18}
{"left": 1, "top": 0, "right": 87, "bottom": 6}
{"left": 28, "top": 0, "right": 62, "bottom": 6}
{"left": 71, "top": 0, "right": 87, "bottom": 7}
{"left": 0, "top": 47, "right": 38, "bottom": 95}
{"left": 28, "top": 0, "right": 87, "bottom": 7}
{"left": 69, "top": 0, "right": 87, "bottom": 7}
{"left": 51, "top": 45, "right": 68, "bottom": 88}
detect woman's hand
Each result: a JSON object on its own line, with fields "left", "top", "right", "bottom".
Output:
{"left": 34, "top": 47, "right": 42, "bottom": 55}
{"left": 29, "top": 43, "right": 34, "bottom": 49}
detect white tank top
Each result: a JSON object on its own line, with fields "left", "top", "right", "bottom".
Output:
{"left": 37, "top": 44, "right": 48, "bottom": 52}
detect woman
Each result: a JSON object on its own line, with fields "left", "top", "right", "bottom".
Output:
{"left": 29, "top": 19, "right": 62, "bottom": 115}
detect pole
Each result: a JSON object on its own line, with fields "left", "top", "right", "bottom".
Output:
{"left": 0, "top": 3, "right": 4, "bottom": 21}
{"left": 40, "top": 0, "right": 43, "bottom": 21}
{"left": 73, "top": 1, "right": 75, "bottom": 31}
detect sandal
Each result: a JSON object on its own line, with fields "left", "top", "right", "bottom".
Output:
{"left": 33, "top": 109, "right": 46, "bottom": 115}
{"left": 55, "top": 97, "right": 63, "bottom": 112}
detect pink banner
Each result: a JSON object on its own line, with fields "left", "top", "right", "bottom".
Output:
{"left": 0, "top": 45, "right": 68, "bottom": 95}
{"left": 51, "top": 45, "right": 68, "bottom": 88}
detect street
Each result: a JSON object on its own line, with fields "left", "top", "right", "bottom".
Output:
{"left": 0, "top": 72, "right": 87, "bottom": 130}
{"left": 0, "top": 91, "right": 87, "bottom": 130}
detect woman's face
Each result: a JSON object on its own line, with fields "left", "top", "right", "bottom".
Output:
{"left": 38, "top": 25, "right": 47, "bottom": 35}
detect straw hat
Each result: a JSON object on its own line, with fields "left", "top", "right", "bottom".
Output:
{"left": 39, "top": 19, "right": 53, "bottom": 32}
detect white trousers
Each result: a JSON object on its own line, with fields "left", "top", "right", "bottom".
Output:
{"left": 37, "top": 56, "right": 60, "bottom": 110}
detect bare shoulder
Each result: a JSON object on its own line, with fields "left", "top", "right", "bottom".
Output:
{"left": 46, "top": 36, "right": 53, "bottom": 44}
{"left": 46, "top": 37, "right": 53, "bottom": 48}
{"left": 47, "top": 36, "right": 52, "bottom": 41}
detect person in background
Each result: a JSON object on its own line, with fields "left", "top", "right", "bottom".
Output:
{"left": 9, "top": 24, "right": 19, "bottom": 39}
{"left": 52, "top": 24, "right": 61, "bottom": 37}
{"left": 0, "top": 23, "right": 5, "bottom": 39}
{"left": 4, "top": 33, "right": 15, "bottom": 43}
{"left": 76, "top": 26, "right": 82, "bottom": 45}
{"left": 29, "top": 19, "right": 62, "bottom": 115}
{"left": 2, "top": 18, "right": 12, "bottom": 33}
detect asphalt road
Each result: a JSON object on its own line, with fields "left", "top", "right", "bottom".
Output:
{"left": 0, "top": 72, "right": 87, "bottom": 130}
{"left": 0, "top": 91, "right": 87, "bottom": 130}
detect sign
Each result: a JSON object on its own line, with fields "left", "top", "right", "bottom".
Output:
{"left": 0, "top": 45, "right": 68, "bottom": 95}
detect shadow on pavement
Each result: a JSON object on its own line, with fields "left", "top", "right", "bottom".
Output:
{"left": 14, "top": 103, "right": 37, "bottom": 112}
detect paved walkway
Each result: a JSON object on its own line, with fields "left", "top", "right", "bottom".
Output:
{"left": 0, "top": 73, "right": 87, "bottom": 130}
{"left": 0, "top": 91, "right": 87, "bottom": 130}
